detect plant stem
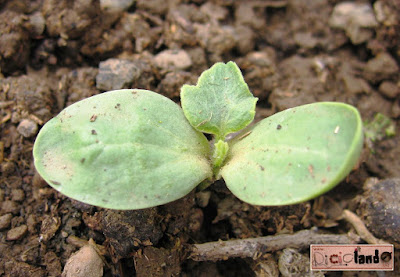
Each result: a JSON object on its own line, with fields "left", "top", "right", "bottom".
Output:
{"left": 211, "top": 139, "right": 229, "bottom": 178}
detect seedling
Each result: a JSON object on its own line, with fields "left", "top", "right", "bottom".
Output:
{"left": 33, "top": 62, "right": 363, "bottom": 210}
{"left": 364, "top": 113, "right": 395, "bottom": 142}
{"left": 364, "top": 112, "right": 396, "bottom": 152}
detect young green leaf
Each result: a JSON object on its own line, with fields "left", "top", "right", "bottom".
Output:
{"left": 33, "top": 89, "right": 212, "bottom": 210}
{"left": 212, "top": 140, "right": 229, "bottom": 174}
{"left": 220, "top": 102, "right": 363, "bottom": 206}
{"left": 181, "top": 62, "right": 258, "bottom": 140}
{"left": 364, "top": 112, "right": 396, "bottom": 142}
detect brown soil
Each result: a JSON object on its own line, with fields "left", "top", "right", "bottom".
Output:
{"left": 1, "top": 0, "right": 400, "bottom": 276}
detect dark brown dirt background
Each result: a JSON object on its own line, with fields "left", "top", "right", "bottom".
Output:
{"left": 1, "top": 0, "right": 400, "bottom": 276}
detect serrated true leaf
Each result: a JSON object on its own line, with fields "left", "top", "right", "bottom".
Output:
{"left": 33, "top": 89, "right": 212, "bottom": 210}
{"left": 221, "top": 102, "right": 363, "bottom": 206}
{"left": 181, "top": 62, "right": 258, "bottom": 140}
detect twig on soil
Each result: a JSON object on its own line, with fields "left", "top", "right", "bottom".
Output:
{"left": 1, "top": 111, "right": 11, "bottom": 124}
{"left": 341, "top": 209, "right": 389, "bottom": 245}
{"left": 0, "top": 100, "right": 14, "bottom": 108}
{"left": 188, "top": 228, "right": 359, "bottom": 261}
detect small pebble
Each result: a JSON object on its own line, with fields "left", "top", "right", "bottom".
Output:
{"left": 28, "top": 12, "right": 45, "bottom": 37}
{"left": 26, "top": 214, "right": 38, "bottom": 233}
{"left": 294, "top": 32, "right": 319, "bottom": 49}
{"left": 0, "top": 213, "right": 13, "bottom": 230}
{"left": 62, "top": 245, "right": 103, "bottom": 277}
{"left": 11, "top": 188, "right": 25, "bottom": 202}
{"left": 17, "top": 119, "right": 38, "bottom": 138}
{"left": 195, "top": 191, "right": 211, "bottom": 208}
{"left": 1, "top": 200, "right": 20, "bottom": 214}
{"left": 374, "top": 1, "right": 397, "bottom": 26}
{"left": 341, "top": 75, "right": 370, "bottom": 95}
{"left": 329, "top": 2, "right": 378, "bottom": 44}
{"left": 154, "top": 49, "right": 192, "bottom": 70}
{"left": 96, "top": 59, "right": 141, "bottom": 91}
{"left": 6, "top": 225, "right": 28, "bottom": 241}
{"left": 379, "top": 81, "right": 399, "bottom": 99}
{"left": 357, "top": 178, "right": 400, "bottom": 243}
{"left": 100, "top": 0, "right": 135, "bottom": 12}
{"left": 364, "top": 52, "right": 399, "bottom": 83}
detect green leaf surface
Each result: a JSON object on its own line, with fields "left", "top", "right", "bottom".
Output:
{"left": 181, "top": 62, "right": 258, "bottom": 140}
{"left": 221, "top": 102, "right": 363, "bottom": 206}
{"left": 33, "top": 89, "right": 212, "bottom": 210}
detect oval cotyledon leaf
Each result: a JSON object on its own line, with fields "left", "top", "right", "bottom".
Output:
{"left": 220, "top": 102, "right": 363, "bottom": 206}
{"left": 33, "top": 89, "right": 212, "bottom": 210}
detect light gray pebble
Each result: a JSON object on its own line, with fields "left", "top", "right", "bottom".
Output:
{"left": 154, "top": 49, "right": 192, "bottom": 70}
{"left": 29, "top": 12, "right": 45, "bottom": 37}
{"left": 17, "top": 119, "right": 38, "bottom": 138}
{"left": 329, "top": 2, "right": 378, "bottom": 44}
{"left": 96, "top": 59, "right": 141, "bottom": 91}
{"left": 100, "top": 0, "right": 135, "bottom": 12}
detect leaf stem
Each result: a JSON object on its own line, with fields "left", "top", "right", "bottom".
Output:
{"left": 211, "top": 139, "right": 229, "bottom": 178}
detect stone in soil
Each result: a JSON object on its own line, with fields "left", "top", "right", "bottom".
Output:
{"left": 329, "top": 2, "right": 378, "bottom": 44}
{"left": 6, "top": 224, "right": 28, "bottom": 241}
{"left": 0, "top": 213, "right": 13, "bottom": 230}
{"left": 100, "top": 0, "right": 135, "bottom": 12}
{"left": 379, "top": 81, "right": 400, "bottom": 99}
{"left": 11, "top": 188, "right": 25, "bottom": 202}
{"left": 17, "top": 119, "right": 38, "bottom": 138}
{"left": 62, "top": 244, "right": 103, "bottom": 277}
{"left": 96, "top": 58, "right": 142, "bottom": 91}
{"left": 1, "top": 200, "right": 20, "bottom": 215}
{"left": 154, "top": 49, "right": 192, "bottom": 70}
{"left": 357, "top": 178, "right": 400, "bottom": 244}
{"left": 363, "top": 52, "right": 399, "bottom": 83}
